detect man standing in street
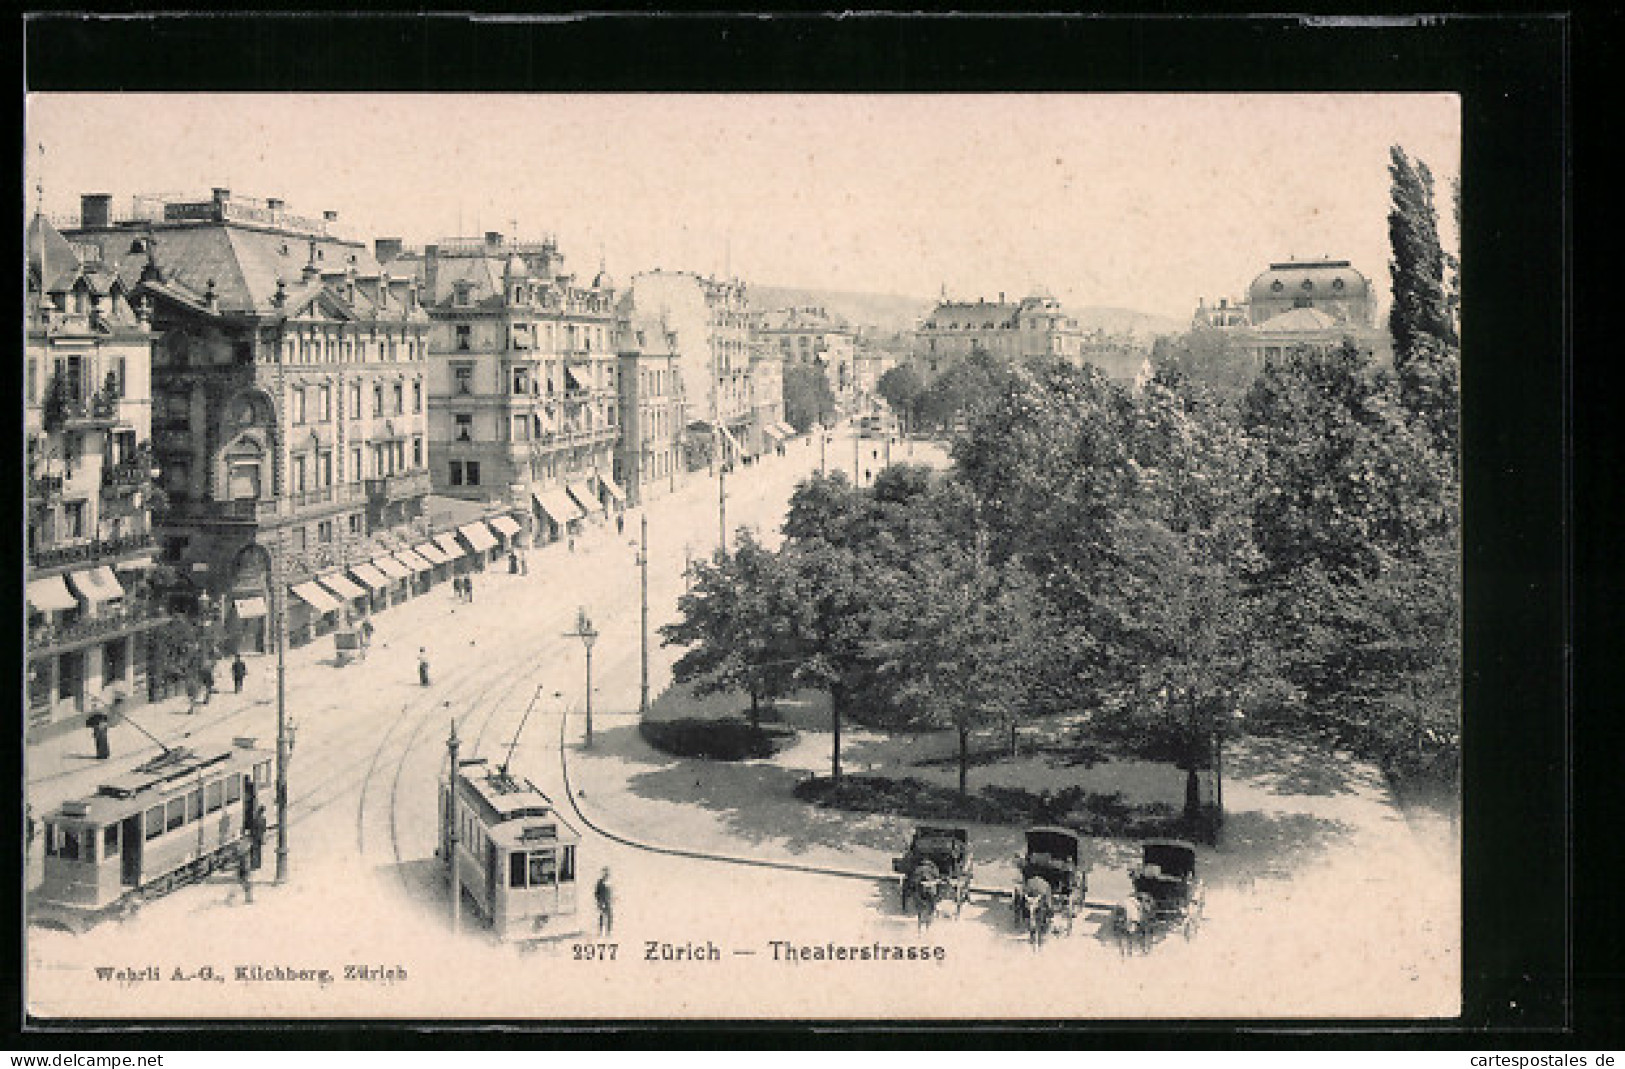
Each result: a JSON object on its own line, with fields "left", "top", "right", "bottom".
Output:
{"left": 594, "top": 867, "right": 614, "bottom": 936}
{"left": 86, "top": 706, "right": 111, "bottom": 760}
{"left": 418, "top": 647, "right": 431, "bottom": 687}
{"left": 231, "top": 654, "right": 248, "bottom": 694}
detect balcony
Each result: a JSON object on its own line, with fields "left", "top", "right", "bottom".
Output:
{"left": 30, "top": 474, "right": 65, "bottom": 501}
{"left": 365, "top": 469, "right": 431, "bottom": 502}
{"left": 101, "top": 459, "right": 154, "bottom": 490}
{"left": 28, "top": 599, "right": 171, "bottom": 654}
{"left": 29, "top": 533, "right": 157, "bottom": 571}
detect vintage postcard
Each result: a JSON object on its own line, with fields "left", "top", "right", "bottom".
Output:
{"left": 23, "top": 88, "right": 1462, "bottom": 1022}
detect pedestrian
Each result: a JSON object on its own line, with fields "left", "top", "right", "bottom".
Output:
{"left": 359, "top": 618, "right": 374, "bottom": 650}
{"left": 466, "top": 574, "right": 475, "bottom": 602}
{"left": 26, "top": 802, "right": 36, "bottom": 852}
{"left": 594, "top": 867, "right": 614, "bottom": 936}
{"left": 509, "top": 551, "right": 519, "bottom": 574}
{"left": 231, "top": 654, "right": 247, "bottom": 694}
{"left": 198, "top": 662, "right": 215, "bottom": 704}
{"left": 418, "top": 647, "right": 431, "bottom": 687}
{"left": 86, "top": 707, "right": 111, "bottom": 760}
{"left": 616, "top": 513, "right": 625, "bottom": 536}
{"left": 453, "top": 573, "right": 464, "bottom": 601}
{"left": 249, "top": 798, "right": 267, "bottom": 869}
{"left": 520, "top": 552, "right": 528, "bottom": 576}
{"left": 568, "top": 536, "right": 576, "bottom": 554}
{"left": 237, "top": 848, "right": 254, "bottom": 905}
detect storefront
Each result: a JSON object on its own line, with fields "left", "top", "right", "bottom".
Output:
{"left": 457, "top": 522, "right": 499, "bottom": 569}
{"left": 348, "top": 562, "right": 392, "bottom": 614}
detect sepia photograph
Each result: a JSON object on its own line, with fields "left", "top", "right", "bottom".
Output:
{"left": 22, "top": 85, "right": 1468, "bottom": 1022}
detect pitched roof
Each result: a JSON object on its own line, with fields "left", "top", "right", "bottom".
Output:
{"left": 27, "top": 214, "right": 82, "bottom": 293}
{"left": 1255, "top": 306, "right": 1340, "bottom": 333}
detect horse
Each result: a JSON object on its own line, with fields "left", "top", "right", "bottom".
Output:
{"left": 1018, "top": 876, "right": 1054, "bottom": 948}
{"left": 1112, "top": 892, "right": 1154, "bottom": 956}
{"left": 906, "top": 860, "right": 943, "bottom": 930}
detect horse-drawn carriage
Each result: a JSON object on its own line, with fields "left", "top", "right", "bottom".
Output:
{"left": 892, "top": 825, "right": 973, "bottom": 922}
{"left": 1115, "top": 839, "right": 1205, "bottom": 951}
{"left": 1012, "top": 826, "right": 1087, "bottom": 941}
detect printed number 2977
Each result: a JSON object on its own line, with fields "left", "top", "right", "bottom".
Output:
{"left": 573, "top": 943, "right": 617, "bottom": 961}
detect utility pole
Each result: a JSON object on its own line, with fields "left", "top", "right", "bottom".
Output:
{"left": 445, "top": 720, "right": 460, "bottom": 933}
{"left": 638, "top": 512, "right": 649, "bottom": 715}
{"left": 564, "top": 608, "right": 599, "bottom": 747}
{"left": 853, "top": 418, "right": 860, "bottom": 485}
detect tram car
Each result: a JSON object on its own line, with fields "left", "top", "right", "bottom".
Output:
{"left": 441, "top": 757, "right": 583, "bottom": 942}
{"left": 31, "top": 739, "right": 274, "bottom": 932}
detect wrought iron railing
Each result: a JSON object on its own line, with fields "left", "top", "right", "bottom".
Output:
{"left": 29, "top": 533, "right": 156, "bottom": 570}
{"left": 28, "top": 599, "right": 170, "bottom": 651}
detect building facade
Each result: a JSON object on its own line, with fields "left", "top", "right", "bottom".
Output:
{"left": 914, "top": 289, "right": 1086, "bottom": 371}
{"left": 615, "top": 310, "right": 688, "bottom": 507}
{"left": 26, "top": 214, "right": 167, "bottom": 737}
{"left": 628, "top": 270, "right": 769, "bottom": 469}
{"left": 1190, "top": 258, "right": 1389, "bottom": 364}
{"left": 382, "top": 233, "right": 623, "bottom": 545}
{"left": 66, "top": 189, "right": 438, "bottom": 652}
{"left": 753, "top": 305, "right": 858, "bottom": 414}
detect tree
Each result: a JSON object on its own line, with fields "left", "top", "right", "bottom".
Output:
{"left": 661, "top": 530, "right": 799, "bottom": 728}
{"left": 872, "top": 540, "right": 1048, "bottom": 795}
{"left": 913, "top": 348, "right": 1018, "bottom": 432}
{"left": 1388, "top": 146, "right": 1461, "bottom": 459}
{"left": 876, "top": 363, "right": 926, "bottom": 433}
{"left": 1149, "top": 328, "right": 1258, "bottom": 404}
{"left": 782, "top": 361, "right": 837, "bottom": 433}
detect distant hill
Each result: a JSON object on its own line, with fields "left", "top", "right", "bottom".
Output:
{"left": 746, "top": 284, "right": 1185, "bottom": 340}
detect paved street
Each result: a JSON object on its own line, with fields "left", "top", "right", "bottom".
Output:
{"left": 25, "top": 429, "right": 1455, "bottom": 1020}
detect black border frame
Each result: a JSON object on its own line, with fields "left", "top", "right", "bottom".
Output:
{"left": 9, "top": 8, "right": 1578, "bottom": 1047}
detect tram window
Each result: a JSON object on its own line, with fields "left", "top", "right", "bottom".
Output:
{"left": 43, "top": 822, "right": 58, "bottom": 857}
{"left": 166, "top": 798, "right": 186, "bottom": 832}
{"left": 528, "top": 851, "right": 556, "bottom": 886}
{"left": 206, "top": 781, "right": 224, "bottom": 814}
{"left": 227, "top": 775, "right": 242, "bottom": 804}
{"left": 146, "top": 806, "right": 164, "bottom": 840}
{"left": 104, "top": 824, "right": 119, "bottom": 854}
{"left": 560, "top": 845, "right": 576, "bottom": 882}
{"left": 188, "top": 788, "right": 204, "bottom": 821}
{"left": 57, "top": 827, "right": 82, "bottom": 861}
{"left": 509, "top": 852, "right": 527, "bottom": 889}
{"left": 256, "top": 760, "right": 271, "bottom": 786}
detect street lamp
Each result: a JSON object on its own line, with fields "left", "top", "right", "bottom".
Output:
{"left": 564, "top": 607, "right": 599, "bottom": 747}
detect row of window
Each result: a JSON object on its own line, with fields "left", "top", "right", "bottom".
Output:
{"left": 291, "top": 380, "right": 422, "bottom": 424}
{"left": 44, "top": 759, "right": 270, "bottom": 863}
{"left": 287, "top": 439, "right": 424, "bottom": 493}
{"left": 282, "top": 333, "right": 424, "bottom": 365}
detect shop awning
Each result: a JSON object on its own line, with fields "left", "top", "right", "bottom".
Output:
{"left": 349, "top": 563, "right": 392, "bottom": 591}
{"left": 318, "top": 572, "right": 368, "bottom": 601}
{"left": 68, "top": 565, "right": 125, "bottom": 603}
{"left": 414, "top": 542, "right": 452, "bottom": 566}
{"left": 395, "top": 550, "right": 435, "bottom": 573}
{"left": 372, "top": 556, "right": 412, "bottom": 581}
{"left": 566, "top": 481, "right": 602, "bottom": 514}
{"left": 762, "top": 423, "right": 788, "bottom": 442}
{"left": 434, "top": 533, "right": 468, "bottom": 560}
{"left": 489, "top": 515, "right": 522, "bottom": 538}
{"left": 777, "top": 421, "right": 798, "bottom": 438}
{"left": 597, "top": 474, "right": 626, "bottom": 503}
{"left": 233, "top": 596, "right": 268, "bottom": 620}
{"left": 26, "top": 575, "right": 79, "bottom": 612}
{"left": 116, "top": 554, "right": 157, "bottom": 571}
{"left": 290, "top": 581, "right": 341, "bottom": 613}
{"left": 533, "top": 489, "right": 585, "bottom": 525}
{"left": 459, "top": 522, "right": 499, "bottom": 553}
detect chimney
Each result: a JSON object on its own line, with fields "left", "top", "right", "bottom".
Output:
{"left": 266, "top": 197, "right": 285, "bottom": 212}
{"left": 485, "top": 231, "right": 503, "bottom": 249}
{"left": 374, "top": 237, "right": 403, "bottom": 263}
{"left": 999, "top": 291, "right": 1005, "bottom": 304}
{"left": 80, "top": 193, "right": 113, "bottom": 229}
{"left": 322, "top": 210, "right": 339, "bottom": 223}
{"left": 212, "top": 187, "right": 231, "bottom": 204}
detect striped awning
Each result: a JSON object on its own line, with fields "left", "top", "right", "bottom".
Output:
{"left": 414, "top": 542, "right": 452, "bottom": 566}
{"left": 68, "top": 565, "right": 125, "bottom": 603}
{"left": 459, "top": 522, "right": 498, "bottom": 553}
{"left": 318, "top": 572, "right": 368, "bottom": 601}
{"left": 566, "top": 481, "right": 602, "bottom": 514}
{"left": 533, "top": 489, "right": 585, "bottom": 524}
{"left": 395, "top": 550, "right": 434, "bottom": 573}
{"left": 290, "top": 581, "right": 341, "bottom": 613}
{"left": 349, "top": 563, "right": 391, "bottom": 591}
{"left": 597, "top": 474, "right": 626, "bottom": 502}
{"left": 27, "top": 575, "right": 79, "bottom": 613}
{"left": 372, "top": 556, "right": 412, "bottom": 581}
{"left": 488, "top": 515, "right": 522, "bottom": 538}
{"left": 434, "top": 533, "right": 468, "bottom": 560}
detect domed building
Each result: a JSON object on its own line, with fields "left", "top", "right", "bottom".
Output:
{"left": 1246, "top": 258, "right": 1375, "bottom": 329}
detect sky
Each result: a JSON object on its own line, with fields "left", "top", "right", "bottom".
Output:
{"left": 26, "top": 94, "right": 1458, "bottom": 321}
